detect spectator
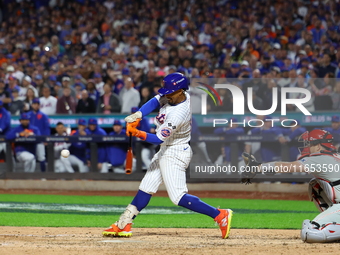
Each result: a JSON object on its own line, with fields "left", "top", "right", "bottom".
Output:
{"left": 311, "top": 72, "right": 335, "bottom": 110}
{"left": 140, "top": 70, "right": 157, "bottom": 91}
{"left": 7, "top": 75, "right": 19, "bottom": 94}
{"left": 277, "top": 68, "right": 290, "bottom": 88}
{"left": 1, "top": 0, "right": 340, "bottom": 117}
{"left": 260, "top": 79, "right": 281, "bottom": 112}
{"left": 58, "top": 76, "right": 76, "bottom": 98}
{"left": 310, "top": 19, "right": 326, "bottom": 45}
{"left": 5, "top": 65, "right": 16, "bottom": 82}
{"left": 119, "top": 77, "right": 140, "bottom": 113}
{"left": 7, "top": 65, "right": 24, "bottom": 83}
{"left": 86, "top": 79, "right": 100, "bottom": 106}
{"left": 74, "top": 82, "right": 84, "bottom": 100}
{"left": 52, "top": 82, "right": 62, "bottom": 99}
{"left": 19, "top": 75, "right": 38, "bottom": 100}
{"left": 290, "top": 74, "right": 314, "bottom": 112}
{"left": 76, "top": 89, "right": 96, "bottom": 113}
{"left": 56, "top": 87, "right": 77, "bottom": 114}
{"left": 33, "top": 74, "right": 45, "bottom": 97}
{"left": 54, "top": 122, "right": 87, "bottom": 173}
{"left": 318, "top": 53, "right": 337, "bottom": 78}
{"left": 0, "top": 100, "right": 11, "bottom": 156}
{"left": 47, "top": 75, "right": 58, "bottom": 89}
{"left": 73, "top": 74, "right": 86, "bottom": 89}
{"left": 97, "top": 83, "right": 121, "bottom": 114}
{"left": 86, "top": 118, "right": 108, "bottom": 173}
{"left": 139, "top": 87, "right": 153, "bottom": 108}
{"left": 227, "top": 63, "right": 241, "bottom": 79}
{"left": 39, "top": 86, "right": 57, "bottom": 115}
{"left": 106, "top": 69, "right": 124, "bottom": 95}
{"left": 133, "top": 53, "right": 148, "bottom": 70}
{"left": 6, "top": 113, "right": 41, "bottom": 172}
{"left": 0, "top": 79, "right": 11, "bottom": 110}
{"left": 22, "top": 88, "right": 36, "bottom": 112}
{"left": 9, "top": 87, "right": 24, "bottom": 115}
{"left": 93, "top": 73, "right": 105, "bottom": 96}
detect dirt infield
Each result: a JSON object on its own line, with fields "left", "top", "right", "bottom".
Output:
{"left": 0, "top": 227, "right": 337, "bottom": 255}
{"left": 1, "top": 189, "right": 318, "bottom": 254}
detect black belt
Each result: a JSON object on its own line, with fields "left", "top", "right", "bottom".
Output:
{"left": 330, "top": 180, "right": 340, "bottom": 187}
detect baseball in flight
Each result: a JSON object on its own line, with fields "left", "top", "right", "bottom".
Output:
{"left": 61, "top": 149, "right": 70, "bottom": 158}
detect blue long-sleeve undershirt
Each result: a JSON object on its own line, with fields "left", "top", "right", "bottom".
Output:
{"left": 139, "top": 97, "right": 160, "bottom": 117}
{"left": 144, "top": 133, "right": 163, "bottom": 145}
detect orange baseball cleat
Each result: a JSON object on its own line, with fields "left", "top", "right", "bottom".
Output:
{"left": 214, "top": 209, "right": 233, "bottom": 239}
{"left": 102, "top": 223, "right": 133, "bottom": 237}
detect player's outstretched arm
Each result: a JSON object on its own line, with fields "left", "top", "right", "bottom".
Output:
{"left": 260, "top": 161, "right": 307, "bottom": 174}
{"left": 241, "top": 153, "right": 308, "bottom": 184}
{"left": 125, "top": 96, "right": 161, "bottom": 123}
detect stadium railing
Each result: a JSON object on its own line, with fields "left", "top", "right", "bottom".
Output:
{"left": 1, "top": 134, "right": 338, "bottom": 183}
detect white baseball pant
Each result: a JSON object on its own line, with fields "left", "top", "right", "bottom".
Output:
{"left": 99, "top": 162, "right": 109, "bottom": 173}
{"left": 36, "top": 143, "right": 46, "bottom": 162}
{"left": 16, "top": 151, "right": 36, "bottom": 172}
{"left": 141, "top": 147, "right": 153, "bottom": 169}
{"left": 68, "top": 155, "right": 88, "bottom": 173}
{"left": 55, "top": 156, "right": 75, "bottom": 173}
{"left": 301, "top": 204, "right": 340, "bottom": 243}
{"left": 139, "top": 144, "right": 192, "bottom": 205}
{"left": 0, "top": 143, "right": 6, "bottom": 154}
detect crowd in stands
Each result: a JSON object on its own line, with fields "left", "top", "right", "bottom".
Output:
{"left": 2, "top": 0, "right": 340, "bottom": 172}
{"left": 0, "top": 0, "right": 339, "bottom": 117}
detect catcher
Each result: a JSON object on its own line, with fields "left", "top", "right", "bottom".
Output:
{"left": 241, "top": 129, "right": 340, "bottom": 243}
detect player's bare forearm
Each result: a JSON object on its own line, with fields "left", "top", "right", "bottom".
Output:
{"left": 260, "top": 161, "right": 307, "bottom": 173}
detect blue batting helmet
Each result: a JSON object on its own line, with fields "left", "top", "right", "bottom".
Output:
{"left": 158, "top": 72, "right": 189, "bottom": 95}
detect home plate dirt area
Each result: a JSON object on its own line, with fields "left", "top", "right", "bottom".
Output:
{"left": 0, "top": 227, "right": 338, "bottom": 255}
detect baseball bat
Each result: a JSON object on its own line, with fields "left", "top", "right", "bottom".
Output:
{"left": 125, "top": 134, "right": 133, "bottom": 174}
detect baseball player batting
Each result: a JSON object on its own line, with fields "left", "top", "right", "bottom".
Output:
{"left": 241, "top": 129, "right": 340, "bottom": 243}
{"left": 103, "top": 72, "right": 233, "bottom": 239}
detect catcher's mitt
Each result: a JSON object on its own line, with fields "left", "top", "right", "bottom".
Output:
{"left": 241, "top": 152, "right": 261, "bottom": 185}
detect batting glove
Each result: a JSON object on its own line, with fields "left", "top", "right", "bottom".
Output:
{"left": 126, "top": 124, "right": 147, "bottom": 140}
{"left": 125, "top": 111, "right": 142, "bottom": 123}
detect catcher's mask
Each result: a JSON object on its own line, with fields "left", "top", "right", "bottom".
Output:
{"left": 298, "top": 129, "right": 336, "bottom": 154}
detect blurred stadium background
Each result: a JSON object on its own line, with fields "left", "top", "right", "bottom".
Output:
{"left": 0, "top": 0, "right": 340, "bottom": 192}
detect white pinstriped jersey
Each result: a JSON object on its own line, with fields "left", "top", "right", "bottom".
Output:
{"left": 154, "top": 92, "right": 191, "bottom": 146}
{"left": 299, "top": 153, "right": 340, "bottom": 197}
{"left": 299, "top": 153, "right": 340, "bottom": 182}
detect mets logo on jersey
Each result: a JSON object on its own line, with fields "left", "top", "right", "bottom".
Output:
{"left": 156, "top": 114, "right": 166, "bottom": 124}
{"left": 161, "top": 128, "right": 171, "bottom": 138}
